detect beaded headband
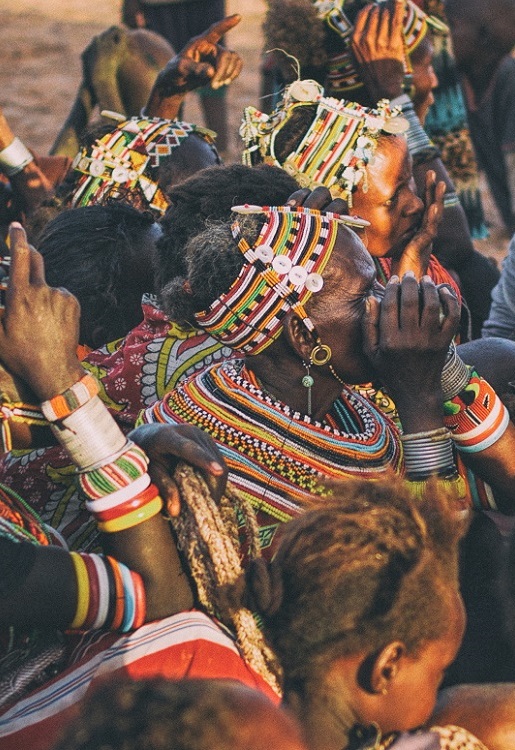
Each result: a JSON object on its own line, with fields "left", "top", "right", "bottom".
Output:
{"left": 314, "top": 0, "right": 448, "bottom": 95}
{"left": 194, "top": 205, "right": 348, "bottom": 355}
{"left": 71, "top": 114, "right": 217, "bottom": 215}
{"left": 241, "top": 81, "right": 408, "bottom": 208}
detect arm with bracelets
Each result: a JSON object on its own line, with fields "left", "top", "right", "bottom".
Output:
{"left": 0, "top": 223, "right": 196, "bottom": 631}
{"left": 440, "top": 342, "right": 515, "bottom": 513}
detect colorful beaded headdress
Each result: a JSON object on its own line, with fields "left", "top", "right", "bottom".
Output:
{"left": 194, "top": 205, "right": 349, "bottom": 355}
{"left": 314, "top": 0, "right": 448, "bottom": 95}
{"left": 241, "top": 80, "right": 408, "bottom": 208}
{"left": 71, "top": 114, "right": 217, "bottom": 215}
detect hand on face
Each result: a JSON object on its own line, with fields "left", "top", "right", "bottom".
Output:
{"left": 0, "top": 223, "right": 83, "bottom": 402}
{"left": 363, "top": 272, "right": 460, "bottom": 432}
{"left": 155, "top": 14, "right": 243, "bottom": 95}
{"left": 390, "top": 170, "right": 446, "bottom": 279}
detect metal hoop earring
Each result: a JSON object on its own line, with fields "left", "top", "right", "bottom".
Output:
{"left": 309, "top": 343, "right": 332, "bottom": 367}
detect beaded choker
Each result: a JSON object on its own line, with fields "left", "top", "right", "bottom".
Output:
{"left": 194, "top": 205, "right": 345, "bottom": 355}
{"left": 241, "top": 82, "right": 408, "bottom": 207}
{"left": 72, "top": 114, "right": 216, "bottom": 215}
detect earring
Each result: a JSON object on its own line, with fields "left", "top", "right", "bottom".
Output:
{"left": 302, "top": 361, "right": 314, "bottom": 416}
{"left": 309, "top": 343, "right": 332, "bottom": 366}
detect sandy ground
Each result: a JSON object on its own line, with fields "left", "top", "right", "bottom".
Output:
{"left": 0, "top": 0, "right": 509, "bottom": 261}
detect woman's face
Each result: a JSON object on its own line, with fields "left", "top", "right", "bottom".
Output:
{"left": 351, "top": 136, "right": 424, "bottom": 260}
{"left": 308, "top": 224, "right": 379, "bottom": 384}
{"left": 410, "top": 35, "right": 438, "bottom": 124}
{"left": 377, "top": 586, "right": 466, "bottom": 734}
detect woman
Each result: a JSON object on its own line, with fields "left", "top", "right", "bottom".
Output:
{"left": 139, "top": 180, "right": 471, "bottom": 558}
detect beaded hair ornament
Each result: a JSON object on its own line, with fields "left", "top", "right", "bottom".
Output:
{"left": 194, "top": 205, "right": 356, "bottom": 355}
{"left": 241, "top": 80, "right": 408, "bottom": 208}
{"left": 313, "top": 0, "right": 448, "bottom": 95}
{"left": 71, "top": 114, "right": 216, "bottom": 215}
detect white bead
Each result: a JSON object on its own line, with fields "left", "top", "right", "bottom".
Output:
{"left": 89, "top": 160, "right": 105, "bottom": 177}
{"left": 305, "top": 273, "right": 324, "bottom": 292}
{"left": 255, "top": 244, "right": 274, "bottom": 263}
{"left": 112, "top": 166, "right": 129, "bottom": 183}
{"left": 272, "top": 255, "right": 292, "bottom": 274}
{"left": 289, "top": 265, "right": 308, "bottom": 285}
{"left": 231, "top": 204, "right": 263, "bottom": 214}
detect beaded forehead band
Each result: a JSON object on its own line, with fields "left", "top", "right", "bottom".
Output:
{"left": 194, "top": 205, "right": 355, "bottom": 355}
{"left": 71, "top": 114, "right": 216, "bottom": 215}
{"left": 314, "top": 0, "right": 448, "bottom": 95}
{"left": 241, "top": 80, "right": 408, "bottom": 208}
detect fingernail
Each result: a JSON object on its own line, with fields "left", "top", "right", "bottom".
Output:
{"left": 9, "top": 222, "right": 22, "bottom": 230}
{"left": 421, "top": 274, "right": 432, "bottom": 283}
{"left": 403, "top": 270, "right": 416, "bottom": 279}
{"left": 210, "top": 461, "right": 224, "bottom": 473}
{"left": 389, "top": 274, "right": 400, "bottom": 283}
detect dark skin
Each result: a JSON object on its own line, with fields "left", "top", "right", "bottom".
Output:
{"left": 0, "top": 223, "right": 228, "bottom": 625}
{"left": 248, "top": 187, "right": 459, "bottom": 433}
{"left": 351, "top": 0, "right": 480, "bottom": 274}
{"left": 143, "top": 15, "right": 243, "bottom": 121}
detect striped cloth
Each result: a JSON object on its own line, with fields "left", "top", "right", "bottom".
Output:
{"left": 0, "top": 610, "right": 279, "bottom": 750}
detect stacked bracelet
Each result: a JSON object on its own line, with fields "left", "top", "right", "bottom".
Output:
{"left": 79, "top": 443, "right": 149, "bottom": 498}
{"left": 444, "top": 369, "right": 510, "bottom": 453}
{"left": 41, "top": 373, "right": 99, "bottom": 422}
{"left": 441, "top": 343, "right": 471, "bottom": 401}
{"left": 0, "top": 137, "right": 34, "bottom": 177}
{"left": 389, "top": 94, "right": 433, "bottom": 157}
{"left": 400, "top": 427, "right": 456, "bottom": 481}
{"left": 69, "top": 551, "right": 146, "bottom": 632}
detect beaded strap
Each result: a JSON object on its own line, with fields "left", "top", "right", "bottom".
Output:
{"left": 41, "top": 372, "right": 99, "bottom": 422}
{"left": 0, "top": 401, "right": 47, "bottom": 453}
{"left": 68, "top": 551, "right": 145, "bottom": 632}
{"left": 444, "top": 369, "right": 510, "bottom": 453}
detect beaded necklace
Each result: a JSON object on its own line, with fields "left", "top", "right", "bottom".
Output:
{"left": 141, "top": 360, "right": 403, "bottom": 557}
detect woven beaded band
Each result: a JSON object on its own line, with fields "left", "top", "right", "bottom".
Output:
{"left": 41, "top": 372, "right": 99, "bottom": 422}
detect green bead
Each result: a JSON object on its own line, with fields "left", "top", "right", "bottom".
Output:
{"left": 302, "top": 375, "right": 314, "bottom": 388}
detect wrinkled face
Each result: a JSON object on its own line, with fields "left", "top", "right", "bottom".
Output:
{"left": 351, "top": 136, "right": 424, "bottom": 260}
{"left": 379, "top": 586, "right": 466, "bottom": 734}
{"left": 410, "top": 35, "right": 438, "bottom": 124}
{"left": 308, "top": 225, "right": 379, "bottom": 384}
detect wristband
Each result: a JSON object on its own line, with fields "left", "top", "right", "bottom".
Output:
{"left": 0, "top": 137, "right": 34, "bottom": 177}
{"left": 96, "top": 494, "right": 163, "bottom": 533}
{"left": 401, "top": 427, "right": 456, "bottom": 480}
{"left": 85, "top": 472, "right": 151, "bottom": 513}
{"left": 41, "top": 372, "right": 99, "bottom": 422}
{"left": 92, "top": 482, "right": 159, "bottom": 523}
{"left": 441, "top": 343, "right": 471, "bottom": 401}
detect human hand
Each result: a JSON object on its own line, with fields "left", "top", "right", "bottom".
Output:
{"left": 0, "top": 223, "right": 83, "bottom": 402}
{"left": 391, "top": 170, "right": 446, "bottom": 278}
{"left": 153, "top": 15, "right": 242, "bottom": 96}
{"left": 351, "top": 0, "right": 406, "bottom": 102}
{"left": 363, "top": 272, "right": 460, "bottom": 432}
{"left": 128, "top": 423, "right": 227, "bottom": 517}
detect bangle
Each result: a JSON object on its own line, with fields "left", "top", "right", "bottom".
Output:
{"left": 50, "top": 396, "right": 128, "bottom": 471}
{"left": 0, "top": 137, "right": 34, "bottom": 177}
{"left": 456, "top": 454, "right": 497, "bottom": 511}
{"left": 395, "top": 99, "right": 434, "bottom": 157}
{"left": 90, "top": 553, "right": 110, "bottom": 630}
{"left": 85, "top": 472, "right": 151, "bottom": 513}
{"left": 131, "top": 570, "right": 146, "bottom": 630}
{"left": 108, "top": 555, "right": 125, "bottom": 631}
{"left": 401, "top": 427, "right": 456, "bottom": 480}
{"left": 444, "top": 371, "right": 510, "bottom": 453}
{"left": 70, "top": 551, "right": 91, "bottom": 629}
{"left": 79, "top": 444, "right": 149, "bottom": 498}
{"left": 41, "top": 373, "right": 99, "bottom": 422}
{"left": 441, "top": 344, "right": 471, "bottom": 401}
{"left": 96, "top": 494, "right": 163, "bottom": 533}
{"left": 119, "top": 561, "right": 136, "bottom": 633}
{"left": 92, "top": 482, "right": 159, "bottom": 523}
{"left": 81, "top": 552, "right": 100, "bottom": 630}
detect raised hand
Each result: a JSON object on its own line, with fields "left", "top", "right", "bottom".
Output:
{"left": 351, "top": 0, "right": 406, "bottom": 103}
{"left": 391, "top": 170, "right": 446, "bottom": 278}
{"left": 145, "top": 15, "right": 243, "bottom": 119}
{"left": 0, "top": 223, "right": 83, "bottom": 401}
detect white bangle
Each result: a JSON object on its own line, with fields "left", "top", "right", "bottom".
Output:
{"left": 0, "top": 137, "right": 34, "bottom": 177}
{"left": 50, "top": 396, "right": 127, "bottom": 471}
